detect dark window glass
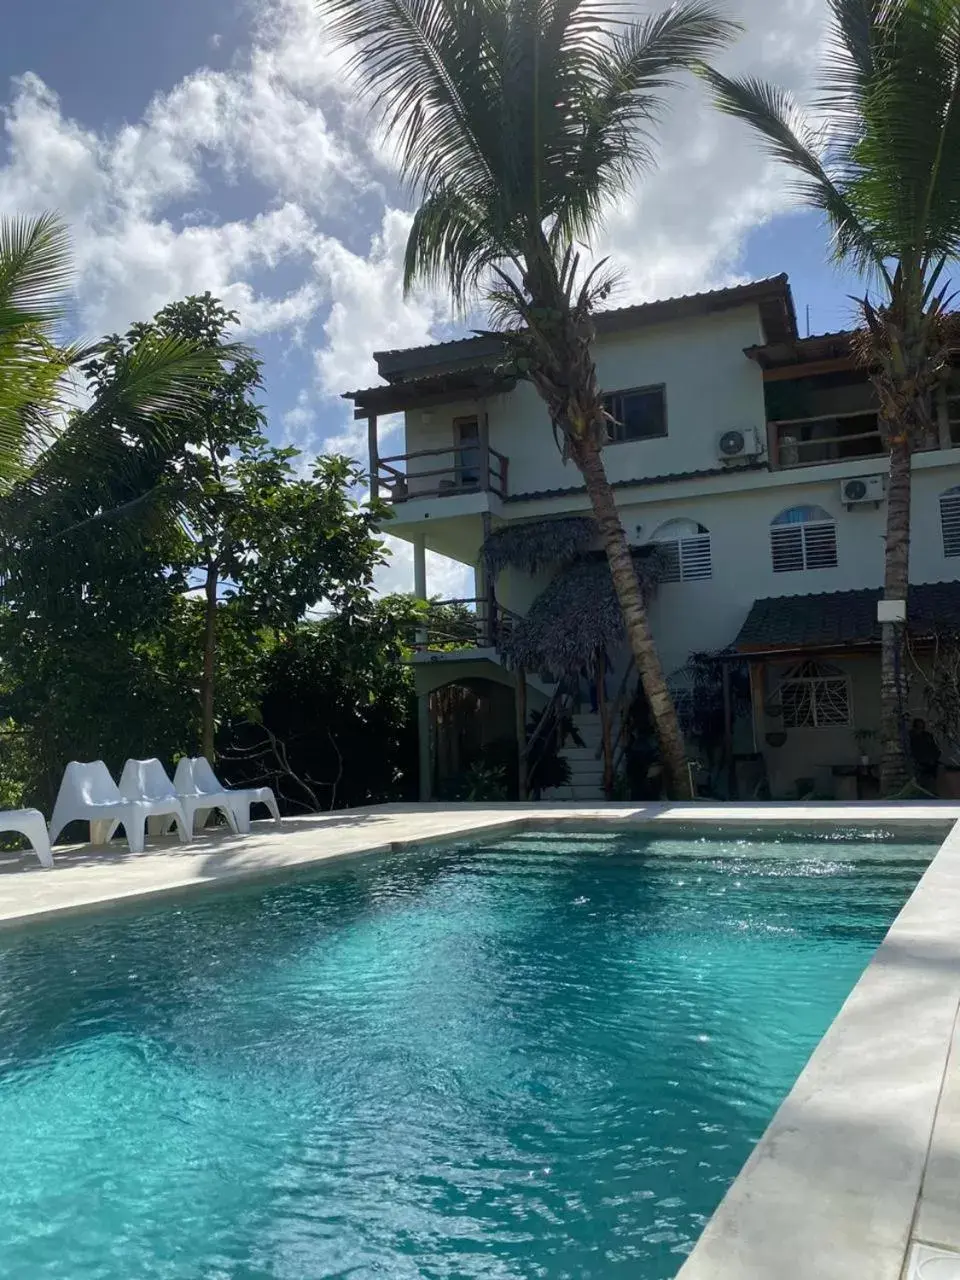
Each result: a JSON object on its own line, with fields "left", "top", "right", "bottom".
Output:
{"left": 604, "top": 386, "right": 667, "bottom": 443}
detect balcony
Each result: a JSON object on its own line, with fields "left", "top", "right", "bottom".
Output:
{"left": 378, "top": 444, "right": 509, "bottom": 504}
{"left": 414, "top": 599, "right": 518, "bottom": 654}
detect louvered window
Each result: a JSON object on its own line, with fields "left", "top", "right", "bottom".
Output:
{"left": 941, "top": 487, "right": 960, "bottom": 557}
{"left": 770, "top": 506, "right": 838, "bottom": 573}
{"left": 651, "top": 520, "right": 712, "bottom": 583}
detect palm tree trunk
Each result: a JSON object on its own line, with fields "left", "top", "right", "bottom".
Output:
{"left": 879, "top": 437, "right": 911, "bottom": 794}
{"left": 200, "top": 561, "right": 218, "bottom": 761}
{"left": 574, "top": 437, "right": 692, "bottom": 798}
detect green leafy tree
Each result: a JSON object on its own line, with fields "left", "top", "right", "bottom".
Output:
{"left": 321, "top": 0, "right": 738, "bottom": 798}
{"left": 700, "top": 0, "right": 960, "bottom": 791}
{"left": 0, "top": 213, "right": 226, "bottom": 502}
{"left": 90, "top": 294, "right": 389, "bottom": 758}
{"left": 220, "top": 596, "right": 421, "bottom": 810}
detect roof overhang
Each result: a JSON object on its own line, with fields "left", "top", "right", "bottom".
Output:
{"left": 344, "top": 369, "right": 516, "bottom": 418}
{"left": 744, "top": 331, "right": 855, "bottom": 379}
{"left": 373, "top": 275, "right": 798, "bottom": 383}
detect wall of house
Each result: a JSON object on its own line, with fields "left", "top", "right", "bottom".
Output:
{"left": 395, "top": 305, "right": 769, "bottom": 498}
{"left": 489, "top": 460, "right": 960, "bottom": 678}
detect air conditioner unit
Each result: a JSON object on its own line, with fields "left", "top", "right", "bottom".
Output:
{"left": 716, "top": 426, "right": 763, "bottom": 462}
{"left": 840, "top": 475, "right": 884, "bottom": 507}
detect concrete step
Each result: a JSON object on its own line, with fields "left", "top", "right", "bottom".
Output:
{"left": 544, "top": 784, "right": 606, "bottom": 801}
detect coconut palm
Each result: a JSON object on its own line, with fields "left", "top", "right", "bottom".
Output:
{"left": 0, "top": 212, "right": 232, "bottom": 562}
{"left": 699, "top": 0, "right": 960, "bottom": 794}
{"left": 322, "top": 0, "right": 740, "bottom": 797}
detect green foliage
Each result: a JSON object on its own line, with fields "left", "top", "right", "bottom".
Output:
{"left": 219, "top": 596, "right": 421, "bottom": 810}
{"left": 461, "top": 761, "right": 508, "bottom": 802}
{"left": 0, "top": 288, "right": 402, "bottom": 808}
{"left": 324, "top": 0, "right": 738, "bottom": 310}
{"left": 700, "top": 0, "right": 960, "bottom": 311}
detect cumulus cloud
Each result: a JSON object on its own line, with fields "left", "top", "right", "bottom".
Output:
{"left": 0, "top": 0, "right": 831, "bottom": 600}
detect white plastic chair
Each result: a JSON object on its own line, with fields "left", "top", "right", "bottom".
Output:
{"left": 175, "top": 757, "right": 280, "bottom": 835}
{"left": 0, "top": 808, "right": 53, "bottom": 868}
{"left": 118, "top": 759, "right": 196, "bottom": 844}
{"left": 49, "top": 760, "right": 190, "bottom": 855}
{"left": 172, "top": 757, "right": 242, "bottom": 835}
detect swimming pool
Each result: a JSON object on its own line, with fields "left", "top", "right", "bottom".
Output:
{"left": 0, "top": 825, "right": 940, "bottom": 1278}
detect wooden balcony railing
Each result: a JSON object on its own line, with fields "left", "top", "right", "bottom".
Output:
{"left": 414, "top": 599, "right": 519, "bottom": 653}
{"left": 378, "top": 446, "right": 509, "bottom": 502}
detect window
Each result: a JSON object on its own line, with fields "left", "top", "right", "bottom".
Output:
{"left": 651, "top": 519, "right": 712, "bottom": 582}
{"left": 770, "top": 505, "right": 838, "bottom": 573}
{"left": 941, "top": 486, "right": 960, "bottom": 557}
{"left": 777, "top": 660, "right": 852, "bottom": 728}
{"left": 603, "top": 385, "right": 667, "bottom": 443}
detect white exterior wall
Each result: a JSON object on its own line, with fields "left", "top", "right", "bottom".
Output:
{"left": 384, "top": 300, "right": 960, "bottom": 797}
{"left": 495, "top": 462, "right": 960, "bottom": 676}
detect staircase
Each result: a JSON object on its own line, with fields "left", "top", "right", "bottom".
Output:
{"left": 545, "top": 712, "right": 606, "bottom": 801}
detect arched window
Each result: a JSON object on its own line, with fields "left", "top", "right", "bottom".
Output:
{"left": 776, "top": 660, "right": 851, "bottom": 728}
{"left": 651, "top": 519, "right": 712, "bottom": 583}
{"left": 770, "top": 505, "right": 837, "bottom": 573}
{"left": 940, "top": 486, "right": 960, "bottom": 558}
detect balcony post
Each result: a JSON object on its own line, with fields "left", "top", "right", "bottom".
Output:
{"left": 479, "top": 413, "right": 491, "bottom": 490}
{"left": 478, "top": 511, "right": 495, "bottom": 647}
{"left": 367, "top": 412, "right": 379, "bottom": 502}
{"left": 413, "top": 533, "right": 428, "bottom": 649}
{"left": 418, "top": 692, "right": 432, "bottom": 801}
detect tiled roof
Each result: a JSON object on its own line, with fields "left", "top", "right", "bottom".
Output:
{"left": 374, "top": 275, "right": 797, "bottom": 380}
{"left": 505, "top": 463, "right": 767, "bottom": 504}
{"left": 734, "top": 582, "right": 960, "bottom": 653}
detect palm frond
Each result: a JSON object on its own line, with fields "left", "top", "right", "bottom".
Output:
{"left": 698, "top": 67, "right": 891, "bottom": 282}
{"left": 323, "top": 0, "right": 501, "bottom": 198}
{"left": 0, "top": 213, "right": 73, "bottom": 325}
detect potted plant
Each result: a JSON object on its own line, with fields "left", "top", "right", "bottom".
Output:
{"left": 854, "top": 729, "right": 876, "bottom": 768}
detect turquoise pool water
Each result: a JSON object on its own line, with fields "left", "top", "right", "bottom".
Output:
{"left": 0, "top": 826, "right": 939, "bottom": 1278}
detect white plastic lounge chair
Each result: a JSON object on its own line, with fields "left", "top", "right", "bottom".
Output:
{"left": 172, "top": 757, "right": 242, "bottom": 835}
{"left": 0, "top": 808, "right": 53, "bottom": 868}
{"left": 49, "top": 760, "right": 190, "bottom": 855}
{"left": 117, "top": 758, "right": 198, "bottom": 844}
{"left": 175, "top": 757, "right": 280, "bottom": 835}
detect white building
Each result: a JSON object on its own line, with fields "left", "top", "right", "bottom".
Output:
{"left": 346, "top": 276, "right": 960, "bottom": 800}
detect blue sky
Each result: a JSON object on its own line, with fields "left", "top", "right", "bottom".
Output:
{"left": 0, "top": 0, "right": 866, "bottom": 594}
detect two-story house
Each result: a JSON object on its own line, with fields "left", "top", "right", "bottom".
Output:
{"left": 346, "top": 274, "right": 960, "bottom": 801}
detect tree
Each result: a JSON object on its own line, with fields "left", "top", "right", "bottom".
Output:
{"left": 0, "top": 213, "right": 227, "bottom": 501}
{"left": 219, "top": 596, "right": 421, "bottom": 810}
{"left": 322, "top": 0, "right": 739, "bottom": 797}
{"left": 699, "top": 0, "right": 960, "bottom": 793}
{"left": 88, "top": 294, "right": 388, "bottom": 758}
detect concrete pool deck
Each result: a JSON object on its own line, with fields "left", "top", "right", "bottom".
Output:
{"left": 3, "top": 799, "right": 960, "bottom": 1280}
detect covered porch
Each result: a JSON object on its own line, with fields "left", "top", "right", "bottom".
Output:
{"left": 733, "top": 582, "right": 960, "bottom": 799}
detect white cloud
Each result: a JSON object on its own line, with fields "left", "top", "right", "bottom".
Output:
{"left": 374, "top": 537, "right": 474, "bottom": 599}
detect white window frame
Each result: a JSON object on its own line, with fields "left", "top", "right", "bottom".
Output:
{"left": 770, "top": 508, "right": 838, "bottom": 573}
{"left": 941, "top": 487, "right": 960, "bottom": 558}
{"left": 776, "top": 661, "right": 852, "bottom": 729}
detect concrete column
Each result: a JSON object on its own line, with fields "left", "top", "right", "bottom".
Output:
{"left": 418, "top": 692, "right": 432, "bottom": 801}
{"left": 413, "top": 533, "right": 427, "bottom": 599}
{"left": 367, "top": 413, "right": 379, "bottom": 502}
{"left": 413, "top": 532, "right": 428, "bottom": 650}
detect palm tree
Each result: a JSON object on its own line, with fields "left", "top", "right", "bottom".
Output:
{"left": 321, "top": 0, "right": 739, "bottom": 797}
{"left": 0, "top": 212, "right": 232, "bottom": 575}
{"left": 699, "top": 0, "right": 960, "bottom": 794}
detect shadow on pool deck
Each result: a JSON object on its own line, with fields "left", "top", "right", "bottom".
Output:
{"left": 0, "top": 807, "right": 397, "bottom": 876}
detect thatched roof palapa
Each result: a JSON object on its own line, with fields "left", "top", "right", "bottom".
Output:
{"left": 500, "top": 547, "right": 666, "bottom": 677}
{"left": 483, "top": 515, "right": 596, "bottom": 578}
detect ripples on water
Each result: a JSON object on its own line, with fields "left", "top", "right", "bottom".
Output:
{"left": 0, "top": 827, "right": 937, "bottom": 1278}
